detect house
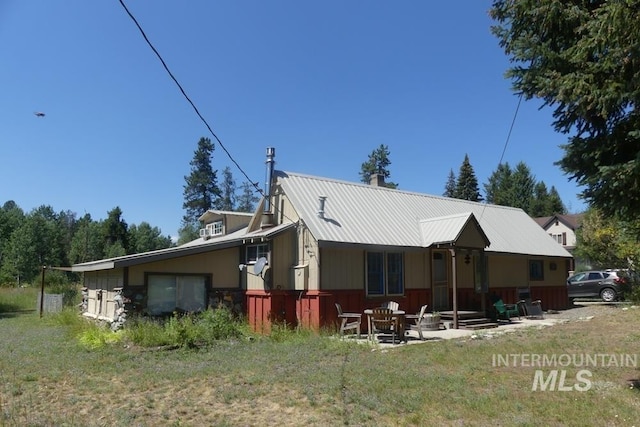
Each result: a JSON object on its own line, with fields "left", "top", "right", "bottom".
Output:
{"left": 534, "top": 213, "right": 583, "bottom": 271}
{"left": 73, "top": 148, "right": 573, "bottom": 332}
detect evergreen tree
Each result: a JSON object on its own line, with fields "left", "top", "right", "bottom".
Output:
{"left": 484, "top": 162, "right": 513, "bottom": 206}
{"left": 216, "top": 166, "right": 236, "bottom": 211}
{"left": 454, "top": 154, "right": 483, "bottom": 202}
{"left": 547, "top": 186, "right": 566, "bottom": 215}
{"left": 491, "top": 0, "right": 640, "bottom": 222}
{"left": 129, "top": 222, "right": 173, "bottom": 253}
{"left": 237, "top": 181, "right": 259, "bottom": 213}
{"left": 443, "top": 169, "right": 456, "bottom": 198}
{"left": 359, "top": 144, "right": 398, "bottom": 189}
{"left": 510, "top": 162, "right": 536, "bottom": 213}
{"left": 182, "top": 137, "right": 220, "bottom": 227}
{"left": 103, "top": 207, "right": 129, "bottom": 256}
{"left": 529, "top": 182, "right": 550, "bottom": 218}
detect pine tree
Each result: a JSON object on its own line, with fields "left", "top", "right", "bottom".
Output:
{"left": 443, "top": 169, "right": 456, "bottom": 198}
{"left": 491, "top": 0, "right": 640, "bottom": 221}
{"left": 237, "top": 182, "right": 259, "bottom": 213}
{"left": 454, "top": 154, "right": 482, "bottom": 202}
{"left": 359, "top": 144, "right": 398, "bottom": 189}
{"left": 484, "top": 163, "right": 513, "bottom": 206}
{"left": 216, "top": 166, "right": 236, "bottom": 211}
{"left": 182, "top": 137, "right": 220, "bottom": 227}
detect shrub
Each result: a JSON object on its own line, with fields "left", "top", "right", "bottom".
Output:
{"left": 123, "top": 306, "right": 245, "bottom": 349}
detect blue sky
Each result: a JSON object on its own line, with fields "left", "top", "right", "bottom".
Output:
{"left": 1, "top": 1, "right": 586, "bottom": 240}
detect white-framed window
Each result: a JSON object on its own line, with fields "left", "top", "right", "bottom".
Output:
{"left": 246, "top": 243, "right": 269, "bottom": 264}
{"left": 549, "top": 233, "right": 566, "bottom": 245}
{"left": 206, "top": 220, "right": 224, "bottom": 236}
{"left": 366, "top": 251, "right": 404, "bottom": 296}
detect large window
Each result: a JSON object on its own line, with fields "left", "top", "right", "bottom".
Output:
{"left": 366, "top": 251, "right": 404, "bottom": 296}
{"left": 146, "top": 274, "right": 207, "bottom": 315}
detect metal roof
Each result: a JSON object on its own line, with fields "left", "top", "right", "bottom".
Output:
{"left": 419, "top": 212, "right": 489, "bottom": 248}
{"left": 276, "top": 170, "right": 572, "bottom": 257}
{"left": 71, "top": 223, "right": 295, "bottom": 272}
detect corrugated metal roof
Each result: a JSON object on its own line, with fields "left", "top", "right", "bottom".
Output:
{"left": 72, "top": 223, "right": 296, "bottom": 272}
{"left": 419, "top": 213, "right": 488, "bottom": 247}
{"left": 276, "top": 170, "right": 572, "bottom": 257}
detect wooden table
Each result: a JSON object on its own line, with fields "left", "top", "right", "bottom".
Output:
{"left": 364, "top": 309, "right": 406, "bottom": 343}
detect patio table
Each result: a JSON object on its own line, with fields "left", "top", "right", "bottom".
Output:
{"left": 364, "top": 308, "right": 406, "bottom": 343}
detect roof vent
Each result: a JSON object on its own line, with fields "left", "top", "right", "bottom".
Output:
{"left": 317, "top": 196, "right": 327, "bottom": 219}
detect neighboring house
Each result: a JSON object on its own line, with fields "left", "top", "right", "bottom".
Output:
{"left": 72, "top": 148, "right": 573, "bottom": 333}
{"left": 534, "top": 213, "right": 583, "bottom": 271}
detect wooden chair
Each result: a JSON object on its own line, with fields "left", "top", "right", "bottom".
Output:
{"left": 406, "top": 304, "right": 429, "bottom": 340}
{"left": 370, "top": 307, "right": 399, "bottom": 344}
{"left": 517, "top": 287, "right": 544, "bottom": 319}
{"left": 335, "top": 303, "right": 362, "bottom": 338}
{"left": 493, "top": 299, "right": 521, "bottom": 322}
{"left": 382, "top": 301, "right": 399, "bottom": 311}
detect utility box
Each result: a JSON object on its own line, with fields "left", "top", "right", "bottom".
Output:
{"left": 293, "top": 264, "right": 308, "bottom": 291}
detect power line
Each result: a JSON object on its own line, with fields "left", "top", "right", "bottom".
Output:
{"left": 498, "top": 92, "right": 523, "bottom": 167}
{"left": 117, "top": 0, "right": 264, "bottom": 198}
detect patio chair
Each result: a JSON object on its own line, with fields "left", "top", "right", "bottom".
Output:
{"left": 493, "top": 299, "right": 521, "bottom": 322}
{"left": 406, "top": 304, "right": 429, "bottom": 340}
{"left": 517, "top": 287, "right": 544, "bottom": 319}
{"left": 381, "top": 301, "right": 399, "bottom": 311}
{"left": 335, "top": 303, "right": 362, "bottom": 338}
{"left": 369, "top": 307, "right": 399, "bottom": 344}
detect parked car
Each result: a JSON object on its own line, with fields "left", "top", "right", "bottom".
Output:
{"left": 567, "top": 270, "right": 620, "bottom": 302}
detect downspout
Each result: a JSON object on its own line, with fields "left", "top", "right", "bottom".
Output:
{"left": 449, "top": 249, "right": 458, "bottom": 329}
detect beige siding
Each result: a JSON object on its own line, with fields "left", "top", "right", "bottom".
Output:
{"left": 225, "top": 215, "right": 251, "bottom": 233}
{"left": 488, "top": 254, "right": 569, "bottom": 287}
{"left": 455, "top": 225, "right": 488, "bottom": 249}
{"left": 83, "top": 269, "right": 124, "bottom": 321}
{"left": 320, "top": 248, "right": 364, "bottom": 290}
{"left": 404, "top": 251, "right": 429, "bottom": 290}
{"left": 270, "top": 229, "right": 296, "bottom": 290}
{"left": 454, "top": 252, "right": 475, "bottom": 289}
{"left": 128, "top": 248, "right": 240, "bottom": 288}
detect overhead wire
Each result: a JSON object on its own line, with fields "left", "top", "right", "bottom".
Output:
{"left": 478, "top": 92, "right": 523, "bottom": 222}
{"left": 117, "top": 0, "right": 263, "bottom": 198}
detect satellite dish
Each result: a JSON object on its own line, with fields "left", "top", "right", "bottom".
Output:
{"left": 253, "top": 257, "right": 268, "bottom": 276}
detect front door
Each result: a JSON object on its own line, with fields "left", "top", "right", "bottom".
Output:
{"left": 432, "top": 251, "right": 449, "bottom": 311}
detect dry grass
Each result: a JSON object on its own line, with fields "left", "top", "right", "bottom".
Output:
{"left": 1, "top": 296, "right": 639, "bottom": 426}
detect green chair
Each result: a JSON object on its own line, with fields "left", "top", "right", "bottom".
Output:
{"left": 493, "top": 299, "right": 521, "bottom": 322}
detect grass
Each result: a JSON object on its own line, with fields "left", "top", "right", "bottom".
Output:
{"left": 1, "top": 288, "right": 639, "bottom": 426}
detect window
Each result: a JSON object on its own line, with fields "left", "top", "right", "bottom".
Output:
{"left": 529, "top": 260, "right": 544, "bottom": 281}
{"left": 550, "top": 233, "right": 567, "bottom": 245}
{"left": 206, "top": 220, "right": 223, "bottom": 236}
{"left": 366, "top": 251, "right": 404, "bottom": 296}
{"left": 146, "top": 274, "right": 207, "bottom": 315}
{"left": 246, "top": 243, "right": 269, "bottom": 264}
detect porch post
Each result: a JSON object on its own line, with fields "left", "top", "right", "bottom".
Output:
{"left": 449, "top": 249, "right": 458, "bottom": 329}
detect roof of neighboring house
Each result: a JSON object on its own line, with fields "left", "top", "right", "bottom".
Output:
{"left": 71, "top": 222, "right": 295, "bottom": 272}
{"left": 534, "top": 213, "right": 584, "bottom": 230}
{"left": 276, "top": 170, "right": 572, "bottom": 257}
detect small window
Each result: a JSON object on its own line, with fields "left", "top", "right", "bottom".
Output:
{"left": 529, "top": 260, "right": 544, "bottom": 281}
{"left": 246, "top": 243, "right": 269, "bottom": 264}
{"left": 206, "top": 220, "right": 223, "bottom": 236}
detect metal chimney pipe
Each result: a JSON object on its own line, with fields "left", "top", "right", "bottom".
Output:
{"left": 317, "top": 195, "right": 327, "bottom": 219}
{"left": 264, "top": 147, "right": 275, "bottom": 213}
